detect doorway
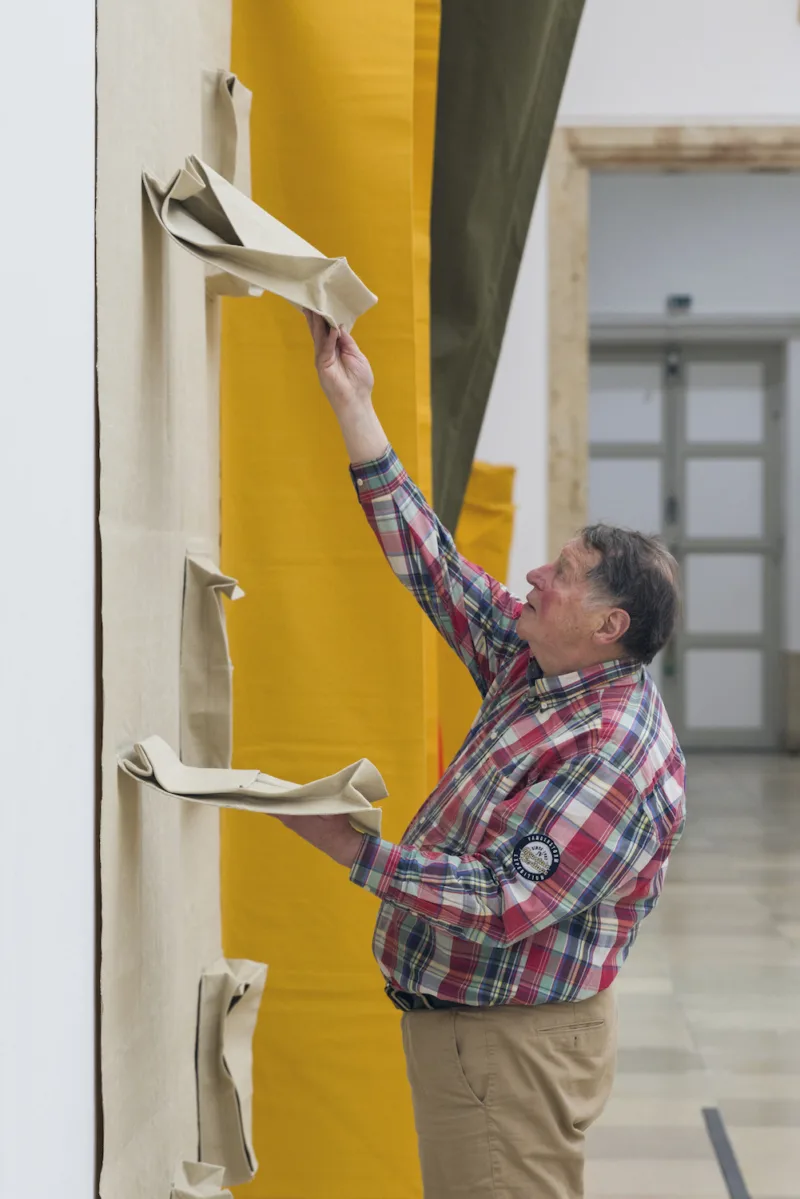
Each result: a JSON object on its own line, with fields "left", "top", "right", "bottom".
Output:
{"left": 589, "top": 342, "right": 783, "bottom": 749}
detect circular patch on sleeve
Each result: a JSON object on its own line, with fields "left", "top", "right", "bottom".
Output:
{"left": 512, "top": 834, "right": 561, "bottom": 883}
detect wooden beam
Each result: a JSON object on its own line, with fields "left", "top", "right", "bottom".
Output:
{"left": 547, "top": 129, "right": 590, "bottom": 558}
{"left": 565, "top": 125, "right": 800, "bottom": 171}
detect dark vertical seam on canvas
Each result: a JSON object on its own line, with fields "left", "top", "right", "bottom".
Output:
{"left": 194, "top": 979, "right": 203, "bottom": 1162}
{"left": 93, "top": 0, "right": 104, "bottom": 1192}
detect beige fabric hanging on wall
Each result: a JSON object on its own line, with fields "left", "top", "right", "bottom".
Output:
{"left": 119, "top": 735, "right": 388, "bottom": 834}
{"left": 200, "top": 70, "right": 256, "bottom": 298}
{"left": 142, "top": 156, "right": 378, "bottom": 327}
{"left": 180, "top": 554, "right": 244, "bottom": 768}
{"left": 171, "top": 1161, "right": 233, "bottom": 1199}
{"left": 196, "top": 958, "right": 268, "bottom": 1186}
{"left": 97, "top": 1, "right": 236, "bottom": 1195}
{"left": 201, "top": 71, "right": 253, "bottom": 195}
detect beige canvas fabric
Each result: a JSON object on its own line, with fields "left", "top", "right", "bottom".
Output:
{"left": 402, "top": 987, "right": 617, "bottom": 1199}
{"left": 142, "top": 155, "right": 378, "bottom": 328}
{"left": 201, "top": 70, "right": 252, "bottom": 194}
{"left": 171, "top": 1161, "right": 232, "bottom": 1199}
{"left": 196, "top": 958, "right": 268, "bottom": 1186}
{"left": 119, "top": 734, "right": 388, "bottom": 835}
{"left": 181, "top": 554, "right": 243, "bottom": 768}
{"left": 201, "top": 70, "right": 255, "bottom": 298}
{"left": 97, "top": 2, "right": 235, "bottom": 1195}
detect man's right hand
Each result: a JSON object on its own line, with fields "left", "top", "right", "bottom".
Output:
{"left": 302, "top": 309, "right": 389, "bottom": 465}
{"left": 304, "top": 310, "right": 375, "bottom": 414}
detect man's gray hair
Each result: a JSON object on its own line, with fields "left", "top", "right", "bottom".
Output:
{"left": 580, "top": 525, "right": 680, "bottom": 665}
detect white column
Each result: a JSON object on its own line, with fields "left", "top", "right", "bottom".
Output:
{"left": 0, "top": 1, "right": 96, "bottom": 1194}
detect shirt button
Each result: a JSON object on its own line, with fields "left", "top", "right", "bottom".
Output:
{"left": 357, "top": 478, "right": 365, "bottom": 487}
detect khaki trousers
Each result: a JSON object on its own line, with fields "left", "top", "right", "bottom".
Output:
{"left": 402, "top": 986, "right": 617, "bottom": 1199}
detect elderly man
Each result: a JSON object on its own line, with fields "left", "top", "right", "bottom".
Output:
{"left": 279, "top": 313, "right": 686, "bottom": 1199}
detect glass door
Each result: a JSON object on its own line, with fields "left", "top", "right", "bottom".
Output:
{"left": 671, "top": 347, "right": 782, "bottom": 749}
{"left": 589, "top": 343, "right": 783, "bottom": 750}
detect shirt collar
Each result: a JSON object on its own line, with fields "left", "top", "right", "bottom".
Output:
{"left": 526, "top": 656, "right": 644, "bottom": 709}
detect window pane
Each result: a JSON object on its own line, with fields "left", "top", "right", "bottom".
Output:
{"left": 685, "top": 459, "right": 763, "bottom": 539}
{"left": 686, "top": 361, "right": 764, "bottom": 444}
{"left": 589, "top": 459, "right": 662, "bottom": 533}
{"left": 685, "top": 554, "right": 764, "bottom": 634}
{"left": 590, "top": 361, "right": 663, "bottom": 444}
{"left": 685, "top": 649, "right": 763, "bottom": 729}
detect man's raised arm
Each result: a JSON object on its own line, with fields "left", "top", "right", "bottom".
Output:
{"left": 304, "top": 312, "right": 523, "bottom": 694}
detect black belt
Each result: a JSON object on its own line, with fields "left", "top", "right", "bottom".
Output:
{"left": 386, "top": 983, "right": 465, "bottom": 1012}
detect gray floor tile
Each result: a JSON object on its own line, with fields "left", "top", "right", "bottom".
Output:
{"left": 596, "top": 752, "right": 800, "bottom": 1197}
{"left": 585, "top": 1124, "right": 715, "bottom": 1160}
{"left": 719, "top": 1098, "right": 800, "bottom": 1127}
{"left": 616, "top": 1047, "right": 706, "bottom": 1074}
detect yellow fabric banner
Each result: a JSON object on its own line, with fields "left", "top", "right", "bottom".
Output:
{"left": 220, "top": 4, "right": 440, "bottom": 1197}
{"left": 438, "top": 463, "right": 517, "bottom": 768}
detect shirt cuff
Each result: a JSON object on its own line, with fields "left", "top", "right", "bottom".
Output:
{"left": 349, "top": 835, "right": 402, "bottom": 898}
{"left": 349, "top": 445, "right": 407, "bottom": 499}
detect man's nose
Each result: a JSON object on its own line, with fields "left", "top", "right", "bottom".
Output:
{"left": 527, "top": 566, "right": 547, "bottom": 587}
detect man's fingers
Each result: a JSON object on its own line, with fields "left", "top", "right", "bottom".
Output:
{"left": 302, "top": 309, "right": 335, "bottom": 359}
{"left": 302, "top": 309, "right": 326, "bottom": 356}
{"left": 314, "top": 315, "right": 328, "bottom": 357}
{"left": 302, "top": 309, "right": 317, "bottom": 347}
{"left": 317, "top": 321, "right": 339, "bottom": 367}
{"left": 325, "top": 322, "right": 340, "bottom": 351}
{"left": 303, "top": 309, "right": 346, "bottom": 372}
{"left": 338, "top": 326, "right": 359, "bottom": 355}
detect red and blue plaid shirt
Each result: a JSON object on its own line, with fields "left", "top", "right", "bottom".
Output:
{"left": 349, "top": 447, "right": 686, "bottom": 1006}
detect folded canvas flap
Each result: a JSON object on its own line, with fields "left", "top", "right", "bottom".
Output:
{"left": 180, "top": 553, "right": 245, "bottom": 769}
{"left": 197, "top": 958, "right": 268, "bottom": 1186}
{"left": 117, "top": 735, "right": 387, "bottom": 835}
{"left": 249, "top": 756, "right": 389, "bottom": 805}
{"left": 141, "top": 156, "right": 377, "bottom": 328}
{"left": 171, "top": 1161, "right": 233, "bottom": 1199}
{"left": 121, "top": 735, "right": 261, "bottom": 794}
{"left": 201, "top": 70, "right": 253, "bottom": 196}
{"left": 201, "top": 71, "right": 257, "bottom": 298}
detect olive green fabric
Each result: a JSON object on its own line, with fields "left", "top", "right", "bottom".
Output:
{"left": 431, "top": 0, "right": 585, "bottom": 529}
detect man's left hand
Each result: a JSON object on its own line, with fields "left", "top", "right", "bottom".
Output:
{"left": 274, "top": 813, "right": 366, "bottom": 869}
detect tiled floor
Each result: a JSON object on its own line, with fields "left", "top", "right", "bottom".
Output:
{"left": 584, "top": 753, "right": 800, "bottom": 1199}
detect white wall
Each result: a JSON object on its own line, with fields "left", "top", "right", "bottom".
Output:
{"left": 478, "top": 0, "right": 800, "bottom": 596}
{"left": 0, "top": 3, "right": 96, "bottom": 1197}
{"left": 476, "top": 193, "right": 548, "bottom": 596}
{"left": 590, "top": 173, "right": 800, "bottom": 318}
{"left": 562, "top": 0, "right": 800, "bottom": 125}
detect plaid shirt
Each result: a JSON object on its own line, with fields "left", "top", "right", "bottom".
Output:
{"left": 349, "top": 447, "right": 686, "bottom": 1006}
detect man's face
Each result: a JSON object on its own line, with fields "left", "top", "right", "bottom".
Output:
{"left": 516, "top": 539, "right": 622, "bottom": 675}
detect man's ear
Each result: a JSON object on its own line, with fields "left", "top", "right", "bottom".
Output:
{"left": 595, "top": 606, "right": 630, "bottom": 647}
